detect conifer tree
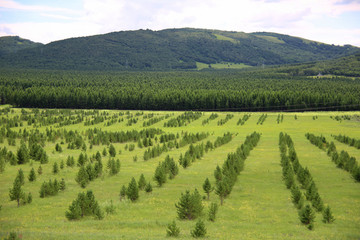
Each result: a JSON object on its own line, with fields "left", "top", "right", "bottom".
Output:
{"left": 120, "top": 185, "right": 127, "bottom": 201}
{"left": 53, "top": 162, "right": 59, "bottom": 174}
{"left": 208, "top": 202, "right": 218, "bottom": 222}
{"left": 322, "top": 205, "right": 335, "bottom": 223}
{"left": 37, "top": 165, "right": 43, "bottom": 175}
{"left": 126, "top": 177, "right": 139, "bottom": 202}
{"left": 166, "top": 220, "right": 180, "bottom": 237}
{"left": 299, "top": 204, "right": 316, "bottom": 230}
{"left": 60, "top": 160, "right": 64, "bottom": 169}
{"left": 17, "top": 169, "right": 25, "bottom": 186}
{"left": 0, "top": 156, "right": 5, "bottom": 173}
{"left": 76, "top": 166, "right": 89, "bottom": 188}
{"left": 191, "top": 219, "right": 206, "bottom": 238}
{"left": 145, "top": 182, "right": 153, "bottom": 193}
{"left": 109, "top": 144, "right": 116, "bottom": 157}
{"left": 175, "top": 189, "right": 203, "bottom": 220}
{"left": 9, "top": 175, "right": 24, "bottom": 207}
{"left": 215, "top": 180, "right": 228, "bottom": 205}
{"left": 17, "top": 142, "right": 29, "bottom": 164}
{"left": 138, "top": 174, "right": 146, "bottom": 190}
{"left": 60, "top": 178, "right": 66, "bottom": 191}
{"left": 28, "top": 167, "right": 36, "bottom": 182}
{"left": 27, "top": 192, "right": 32, "bottom": 204}
{"left": 154, "top": 163, "right": 167, "bottom": 187}
{"left": 214, "top": 165, "right": 222, "bottom": 182}
{"left": 202, "top": 178, "right": 212, "bottom": 200}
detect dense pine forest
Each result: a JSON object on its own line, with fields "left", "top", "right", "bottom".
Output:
{"left": 1, "top": 67, "right": 359, "bottom": 111}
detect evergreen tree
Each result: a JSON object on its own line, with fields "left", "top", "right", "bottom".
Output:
{"left": 27, "top": 192, "right": 32, "bottom": 204}
{"left": 202, "top": 178, "right": 212, "bottom": 200}
{"left": 17, "top": 142, "right": 29, "bottom": 164}
{"left": 138, "top": 174, "right": 146, "bottom": 190}
{"left": 9, "top": 175, "right": 24, "bottom": 207}
{"left": 60, "top": 160, "right": 64, "bottom": 169}
{"left": 28, "top": 167, "right": 36, "bottom": 182}
{"left": 65, "top": 200, "right": 82, "bottom": 220}
{"left": 208, "top": 202, "right": 218, "bottom": 222}
{"left": 17, "top": 169, "right": 25, "bottom": 186}
{"left": 322, "top": 205, "right": 335, "bottom": 223}
{"left": 214, "top": 165, "right": 222, "bottom": 182}
{"left": 37, "top": 165, "right": 43, "bottom": 175}
{"left": 299, "top": 204, "right": 316, "bottom": 230}
{"left": 109, "top": 144, "right": 116, "bottom": 157}
{"left": 311, "top": 192, "right": 324, "bottom": 212}
{"left": 76, "top": 166, "right": 90, "bottom": 188}
{"left": 60, "top": 178, "right": 66, "bottom": 191}
{"left": 145, "top": 182, "right": 153, "bottom": 193}
{"left": 215, "top": 180, "right": 228, "bottom": 205}
{"left": 102, "top": 147, "right": 107, "bottom": 156}
{"left": 126, "top": 177, "right": 139, "bottom": 202}
{"left": 120, "top": 185, "right": 127, "bottom": 201}
{"left": 175, "top": 189, "right": 203, "bottom": 220}
{"left": 154, "top": 163, "right": 167, "bottom": 187}
{"left": 0, "top": 156, "right": 5, "bottom": 173}
{"left": 166, "top": 220, "right": 180, "bottom": 237}
{"left": 191, "top": 219, "right": 206, "bottom": 238}
{"left": 53, "top": 162, "right": 59, "bottom": 174}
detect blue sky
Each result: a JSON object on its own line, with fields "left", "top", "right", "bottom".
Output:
{"left": 1, "top": 0, "right": 360, "bottom": 46}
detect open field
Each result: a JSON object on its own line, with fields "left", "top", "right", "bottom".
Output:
{"left": 0, "top": 107, "right": 359, "bottom": 239}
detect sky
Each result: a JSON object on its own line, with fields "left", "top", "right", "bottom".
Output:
{"left": 0, "top": 0, "right": 360, "bottom": 46}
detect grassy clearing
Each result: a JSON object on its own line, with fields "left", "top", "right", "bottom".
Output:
{"left": 0, "top": 109, "right": 359, "bottom": 239}
{"left": 196, "top": 62, "right": 252, "bottom": 70}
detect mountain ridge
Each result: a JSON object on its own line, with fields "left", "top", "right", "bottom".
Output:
{"left": 0, "top": 28, "right": 358, "bottom": 70}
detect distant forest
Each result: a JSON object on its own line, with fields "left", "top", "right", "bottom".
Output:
{"left": 1, "top": 68, "right": 359, "bottom": 111}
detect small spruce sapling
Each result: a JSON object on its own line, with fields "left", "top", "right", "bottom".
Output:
{"left": 191, "top": 219, "right": 206, "bottom": 238}
{"left": 166, "top": 220, "right": 180, "bottom": 237}
{"left": 202, "top": 178, "right": 212, "bottom": 200}
{"left": 28, "top": 167, "right": 36, "bottom": 182}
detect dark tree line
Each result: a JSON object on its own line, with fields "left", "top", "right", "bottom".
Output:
{"left": 1, "top": 69, "right": 359, "bottom": 111}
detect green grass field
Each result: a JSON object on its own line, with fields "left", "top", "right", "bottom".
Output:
{"left": 0, "top": 108, "right": 359, "bottom": 239}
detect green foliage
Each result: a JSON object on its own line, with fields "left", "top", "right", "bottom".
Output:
{"left": 9, "top": 175, "right": 24, "bottom": 207}
{"left": 17, "top": 142, "right": 29, "bottom": 164}
{"left": 191, "top": 219, "right": 207, "bottom": 238}
{"left": 138, "top": 174, "right": 146, "bottom": 190}
{"left": 299, "top": 204, "right": 316, "bottom": 230}
{"left": 208, "top": 202, "right": 218, "bottom": 222}
{"left": 65, "top": 190, "right": 103, "bottom": 221}
{"left": 126, "top": 177, "right": 139, "bottom": 202}
{"left": 17, "top": 169, "right": 25, "bottom": 186}
{"left": 175, "top": 189, "right": 203, "bottom": 220}
{"left": 39, "top": 179, "right": 62, "bottom": 198}
{"left": 1, "top": 69, "right": 360, "bottom": 111}
{"left": 3, "top": 231, "right": 21, "bottom": 240}
{"left": 52, "top": 162, "right": 59, "bottom": 174}
{"left": 28, "top": 167, "right": 36, "bottom": 182}
{"left": 202, "top": 178, "right": 212, "bottom": 200}
{"left": 105, "top": 200, "right": 116, "bottom": 215}
{"left": 120, "top": 185, "right": 127, "bottom": 201}
{"left": 166, "top": 220, "right": 180, "bottom": 237}
{"left": 154, "top": 163, "right": 167, "bottom": 187}
{"left": 1, "top": 29, "right": 357, "bottom": 71}
{"left": 322, "top": 205, "right": 335, "bottom": 223}
{"left": 145, "top": 182, "right": 153, "bottom": 193}
{"left": 109, "top": 144, "right": 116, "bottom": 157}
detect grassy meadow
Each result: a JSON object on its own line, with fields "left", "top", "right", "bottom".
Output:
{"left": 0, "top": 108, "right": 359, "bottom": 239}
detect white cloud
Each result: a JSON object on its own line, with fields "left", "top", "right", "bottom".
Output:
{"left": 0, "top": 0, "right": 360, "bottom": 46}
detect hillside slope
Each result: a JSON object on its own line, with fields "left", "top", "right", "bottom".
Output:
{"left": 0, "top": 36, "right": 43, "bottom": 56}
{"left": 0, "top": 28, "right": 358, "bottom": 70}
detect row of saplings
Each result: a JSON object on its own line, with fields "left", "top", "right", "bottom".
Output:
{"left": 7, "top": 167, "right": 66, "bottom": 219}
{"left": 166, "top": 131, "right": 261, "bottom": 238}
{"left": 305, "top": 133, "right": 360, "bottom": 182}
{"left": 279, "top": 133, "right": 335, "bottom": 230}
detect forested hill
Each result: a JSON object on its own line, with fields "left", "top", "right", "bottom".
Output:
{"left": 0, "top": 28, "right": 358, "bottom": 70}
{"left": 0, "top": 36, "right": 42, "bottom": 56}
